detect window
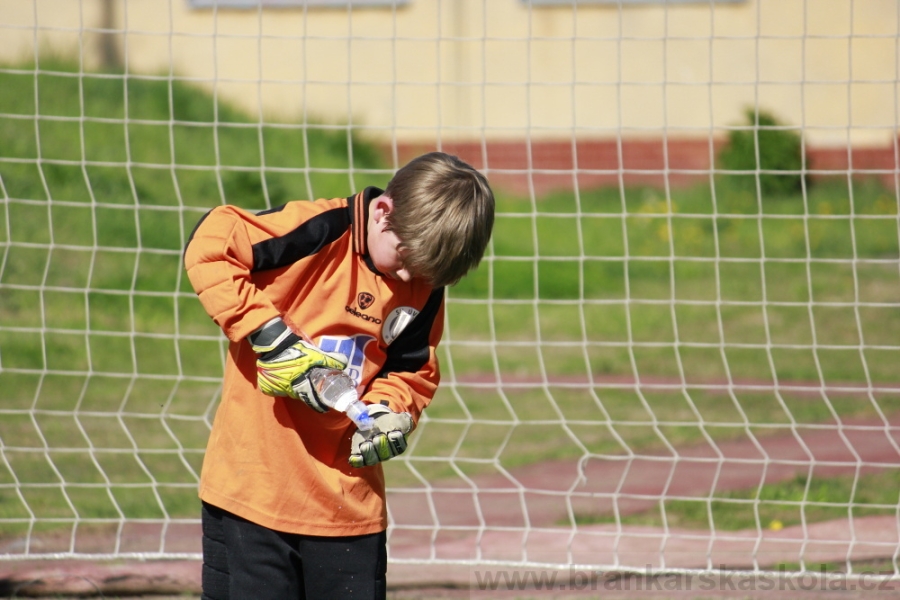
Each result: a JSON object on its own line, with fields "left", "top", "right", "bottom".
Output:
{"left": 525, "top": 0, "right": 744, "bottom": 5}
{"left": 187, "top": 0, "right": 407, "bottom": 8}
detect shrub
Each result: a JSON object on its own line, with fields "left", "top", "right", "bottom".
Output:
{"left": 718, "top": 108, "right": 807, "bottom": 196}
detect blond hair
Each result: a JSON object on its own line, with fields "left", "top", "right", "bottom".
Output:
{"left": 384, "top": 152, "right": 495, "bottom": 288}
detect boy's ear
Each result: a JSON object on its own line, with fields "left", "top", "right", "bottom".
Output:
{"left": 372, "top": 195, "right": 394, "bottom": 223}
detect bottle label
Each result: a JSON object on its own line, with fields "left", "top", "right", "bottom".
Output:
{"left": 333, "top": 390, "right": 357, "bottom": 412}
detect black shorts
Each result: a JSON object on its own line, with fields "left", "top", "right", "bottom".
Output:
{"left": 201, "top": 501, "right": 387, "bottom": 600}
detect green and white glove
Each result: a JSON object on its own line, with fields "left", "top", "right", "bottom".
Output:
{"left": 248, "top": 317, "right": 347, "bottom": 411}
{"left": 349, "top": 404, "right": 415, "bottom": 468}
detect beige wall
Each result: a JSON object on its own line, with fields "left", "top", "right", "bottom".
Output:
{"left": 1, "top": 0, "right": 897, "bottom": 147}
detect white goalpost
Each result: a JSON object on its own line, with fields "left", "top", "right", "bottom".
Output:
{"left": 0, "top": 0, "right": 899, "bottom": 592}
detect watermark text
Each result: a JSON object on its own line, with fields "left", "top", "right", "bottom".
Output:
{"left": 471, "top": 565, "right": 897, "bottom": 593}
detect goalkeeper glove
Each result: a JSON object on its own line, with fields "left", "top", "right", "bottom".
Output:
{"left": 349, "top": 404, "right": 414, "bottom": 468}
{"left": 248, "top": 317, "right": 347, "bottom": 411}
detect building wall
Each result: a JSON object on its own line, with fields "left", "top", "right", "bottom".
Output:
{"left": 1, "top": 0, "right": 897, "bottom": 169}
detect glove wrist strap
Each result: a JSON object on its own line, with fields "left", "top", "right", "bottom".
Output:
{"left": 249, "top": 317, "right": 301, "bottom": 360}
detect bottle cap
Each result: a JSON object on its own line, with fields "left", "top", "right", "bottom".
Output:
{"left": 346, "top": 402, "right": 374, "bottom": 431}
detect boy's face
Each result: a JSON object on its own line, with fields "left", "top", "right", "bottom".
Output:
{"left": 368, "top": 195, "right": 413, "bottom": 282}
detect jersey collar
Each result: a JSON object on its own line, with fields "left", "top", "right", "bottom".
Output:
{"left": 348, "top": 186, "right": 385, "bottom": 274}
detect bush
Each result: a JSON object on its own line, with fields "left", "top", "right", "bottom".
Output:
{"left": 718, "top": 109, "right": 807, "bottom": 196}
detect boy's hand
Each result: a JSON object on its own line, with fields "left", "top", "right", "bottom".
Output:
{"left": 349, "top": 404, "right": 414, "bottom": 468}
{"left": 248, "top": 318, "right": 347, "bottom": 406}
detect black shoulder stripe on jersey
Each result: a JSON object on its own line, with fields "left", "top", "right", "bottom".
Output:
{"left": 256, "top": 204, "right": 287, "bottom": 217}
{"left": 378, "top": 287, "right": 445, "bottom": 376}
{"left": 252, "top": 206, "right": 350, "bottom": 272}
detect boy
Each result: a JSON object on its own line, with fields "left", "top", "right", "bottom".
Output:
{"left": 183, "top": 152, "right": 495, "bottom": 599}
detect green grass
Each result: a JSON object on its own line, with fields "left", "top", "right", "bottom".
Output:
{"left": 2, "top": 58, "right": 900, "bottom": 531}
{"left": 0, "top": 56, "right": 383, "bottom": 209}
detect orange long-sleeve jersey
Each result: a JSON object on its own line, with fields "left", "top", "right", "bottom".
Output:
{"left": 183, "top": 187, "right": 444, "bottom": 536}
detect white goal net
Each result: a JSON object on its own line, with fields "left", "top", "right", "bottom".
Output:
{"left": 1, "top": 0, "right": 899, "bottom": 589}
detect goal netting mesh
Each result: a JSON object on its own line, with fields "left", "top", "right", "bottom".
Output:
{"left": 0, "top": 0, "right": 899, "bottom": 585}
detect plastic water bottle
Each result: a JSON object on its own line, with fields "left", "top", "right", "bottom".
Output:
{"left": 307, "top": 368, "right": 374, "bottom": 431}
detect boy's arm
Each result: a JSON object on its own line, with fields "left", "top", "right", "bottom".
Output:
{"left": 366, "top": 287, "right": 445, "bottom": 424}
{"left": 350, "top": 288, "right": 444, "bottom": 468}
{"left": 184, "top": 201, "right": 353, "bottom": 406}
{"left": 183, "top": 205, "right": 281, "bottom": 341}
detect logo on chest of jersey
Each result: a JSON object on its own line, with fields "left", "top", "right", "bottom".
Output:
{"left": 357, "top": 292, "right": 375, "bottom": 310}
{"left": 345, "top": 304, "right": 383, "bottom": 324}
